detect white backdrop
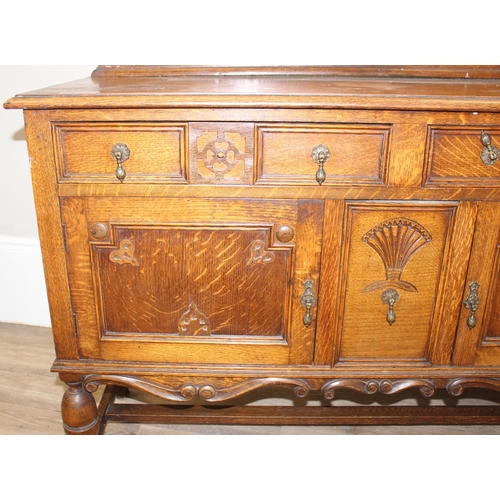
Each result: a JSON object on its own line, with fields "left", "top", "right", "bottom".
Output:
{"left": 0, "top": 67, "right": 95, "bottom": 325}
{"left": 0, "top": 1, "right": 495, "bottom": 494}
{"left": 0, "top": 3, "right": 490, "bottom": 327}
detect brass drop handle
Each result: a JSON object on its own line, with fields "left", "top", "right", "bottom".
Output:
{"left": 464, "top": 281, "right": 480, "bottom": 329}
{"left": 300, "top": 279, "right": 317, "bottom": 327}
{"left": 111, "top": 143, "right": 130, "bottom": 182}
{"left": 311, "top": 145, "right": 331, "bottom": 185}
{"left": 480, "top": 131, "right": 499, "bottom": 166}
{"left": 381, "top": 288, "right": 399, "bottom": 326}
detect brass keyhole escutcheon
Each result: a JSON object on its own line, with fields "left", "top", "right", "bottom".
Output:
{"left": 89, "top": 222, "right": 109, "bottom": 240}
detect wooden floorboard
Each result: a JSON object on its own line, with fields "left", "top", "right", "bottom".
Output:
{"left": 2, "top": 321, "right": 500, "bottom": 435}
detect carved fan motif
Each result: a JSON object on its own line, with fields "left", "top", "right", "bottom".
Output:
{"left": 362, "top": 218, "right": 432, "bottom": 292}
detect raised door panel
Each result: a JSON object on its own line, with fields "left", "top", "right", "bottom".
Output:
{"left": 60, "top": 197, "right": 323, "bottom": 365}
{"left": 320, "top": 201, "right": 465, "bottom": 367}
{"left": 453, "top": 202, "right": 500, "bottom": 366}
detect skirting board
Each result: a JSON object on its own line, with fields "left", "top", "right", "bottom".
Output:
{"left": 0, "top": 235, "right": 50, "bottom": 327}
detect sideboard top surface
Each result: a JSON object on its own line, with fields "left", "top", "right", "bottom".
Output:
{"left": 4, "top": 65, "right": 500, "bottom": 111}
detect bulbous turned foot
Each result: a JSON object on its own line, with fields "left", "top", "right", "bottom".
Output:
{"left": 61, "top": 382, "right": 99, "bottom": 435}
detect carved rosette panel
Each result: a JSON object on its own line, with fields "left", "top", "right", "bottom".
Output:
{"left": 189, "top": 123, "right": 254, "bottom": 184}
{"left": 362, "top": 218, "right": 432, "bottom": 293}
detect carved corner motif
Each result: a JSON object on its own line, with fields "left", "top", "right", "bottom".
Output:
{"left": 178, "top": 302, "right": 211, "bottom": 336}
{"left": 362, "top": 218, "right": 432, "bottom": 293}
{"left": 246, "top": 239, "right": 276, "bottom": 267}
{"left": 109, "top": 239, "right": 140, "bottom": 267}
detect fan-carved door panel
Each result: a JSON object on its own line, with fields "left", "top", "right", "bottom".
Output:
{"left": 326, "top": 202, "right": 464, "bottom": 366}
{"left": 60, "top": 197, "right": 323, "bottom": 365}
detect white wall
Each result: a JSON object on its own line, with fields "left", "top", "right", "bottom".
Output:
{"left": 0, "top": 66, "right": 96, "bottom": 326}
{"left": 0, "top": 51, "right": 486, "bottom": 327}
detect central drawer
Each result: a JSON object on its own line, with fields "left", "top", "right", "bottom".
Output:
{"left": 256, "top": 123, "right": 391, "bottom": 185}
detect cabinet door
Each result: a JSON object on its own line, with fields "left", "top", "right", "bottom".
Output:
{"left": 453, "top": 202, "right": 500, "bottom": 366}
{"left": 316, "top": 201, "right": 475, "bottom": 367}
{"left": 61, "top": 197, "right": 322, "bottom": 365}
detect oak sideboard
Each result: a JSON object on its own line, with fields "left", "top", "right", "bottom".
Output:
{"left": 5, "top": 65, "right": 500, "bottom": 433}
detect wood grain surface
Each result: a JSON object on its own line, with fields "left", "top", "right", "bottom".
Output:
{"left": 5, "top": 66, "right": 500, "bottom": 434}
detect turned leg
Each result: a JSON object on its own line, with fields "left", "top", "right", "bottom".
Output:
{"left": 61, "top": 380, "right": 99, "bottom": 435}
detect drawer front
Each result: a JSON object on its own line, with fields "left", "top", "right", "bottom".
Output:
{"left": 424, "top": 126, "right": 500, "bottom": 186}
{"left": 53, "top": 122, "right": 187, "bottom": 183}
{"left": 256, "top": 124, "right": 391, "bottom": 185}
